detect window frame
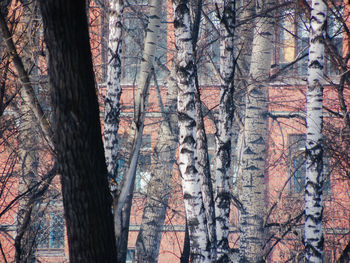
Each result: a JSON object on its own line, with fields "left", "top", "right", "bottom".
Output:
{"left": 36, "top": 200, "right": 65, "bottom": 256}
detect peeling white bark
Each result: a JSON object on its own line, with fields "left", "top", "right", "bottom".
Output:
{"left": 135, "top": 69, "right": 178, "bottom": 263}
{"left": 104, "top": 0, "right": 124, "bottom": 191}
{"left": 113, "top": 1, "right": 162, "bottom": 261}
{"left": 195, "top": 92, "right": 217, "bottom": 262}
{"left": 215, "top": 0, "right": 235, "bottom": 262}
{"left": 238, "top": 0, "right": 274, "bottom": 261}
{"left": 173, "top": 0, "right": 211, "bottom": 261}
{"left": 304, "top": 0, "right": 326, "bottom": 262}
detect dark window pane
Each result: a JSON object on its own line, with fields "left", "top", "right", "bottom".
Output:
{"left": 49, "top": 212, "right": 65, "bottom": 248}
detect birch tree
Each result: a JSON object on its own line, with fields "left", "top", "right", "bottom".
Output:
{"left": 134, "top": 69, "right": 178, "bottom": 263}
{"left": 195, "top": 82, "right": 217, "bottom": 262}
{"left": 173, "top": 0, "right": 211, "bottom": 261}
{"left": 191, "top": 2, "right": 217, "bottom": 261}
{"left": 304, "top": 0, "right": 327, "bottom": 262}
{"left": 38, "top": 1, "right": 118, "bottom": 262}
{"left": 113, "top": 0, "right": 161, "bottom": 261}
{"left": 104, "top": 0, "right": 124, "bottom": 195}
{"left": 215, "top": 1, "right": 235, "bottom": 261}
{"left": 232, "top": 0, "right": 255, "bottom": 201}
{"left": 238, "top": 0, "right": 274, "bottom": 261}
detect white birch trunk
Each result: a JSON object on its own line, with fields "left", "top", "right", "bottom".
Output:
{"left": 114, "top": 1, "right": 161, "bottom": 261}
{"left": 134, "top": 0, "right": 162, "bottom": 123}
{"left": 195, "top": 92, "right": 217, "bottom": 262}
{"left": 304, "top": 1, "right": 326, "bottom": 262}
{"left": 104, "top": 0, "right": 124, "bottom": 192}
{"left": 173, "top": 0, "right": 211, "bottom": 261}
{"left": 238, "top": 0, "right": 274, "bottom": 261}
{"left": 215, "top": 1, "right": 235, "bottom": 261}
{"left": 135, "top": 70, "right": 178, "bottom": 263}
{"left": 233, "top": 0, "right": 255, "bottom": 200}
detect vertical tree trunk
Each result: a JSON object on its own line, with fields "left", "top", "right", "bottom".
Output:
{"left": 191, "top": 1, "right": 217, "bottom": 260}
{"left": 304, "top": 1, "right": 326, "bottom": 262}
{"left": 104, "top": 0, "right": 124, "bottom": 194}
{"left": 38, "top": 1, "right": 118, "bottom": 262}
{"left": 215, "top": 1, "right": 235, "bottom": 262}
{"left": 134, "top": 69, "right": 178, "bottom": 263}
{"left": 233, "top": 0, "right": 255, "bottom": 197}
{"left": 173, "top": 0, "right": 211, "bottom": 261}
{"left": 113, "top": 0, "right": 162, "bottom": 261}
{"left": 195, "top": 87, "right": 217, "bottom": 262}
{"left": 102, "top": 1, "right": 127, "bottom": 260}
{"left": 238, "top": 0, "right": 274, "bottom": 261}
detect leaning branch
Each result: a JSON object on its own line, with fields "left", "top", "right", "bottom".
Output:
{"left": 0, "top": 10, "right": 54, "bottom": 150}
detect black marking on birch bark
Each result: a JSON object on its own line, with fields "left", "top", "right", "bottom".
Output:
{"left": 244, "top": 147, "right": 255, "bottom": 155}
{"left": 305, "top": 209, "right": 323, "bottom": 222}
{"left": 174, "top": 3, "right": 189, "bottom": 29}
{"left": 247, "top": 106, "right": 262, "bottom": 111}
{"left": 183, "top": 135, "right": 196, "bottom": 145}
{"left": 180, "top": 147, "right": 194, "bottom": 154}
{"left": 246, "top": 165, "right": 259, "bottom": 170}
{"left": 215, "top": 192, "right": 230, "bottom": 208}
{"left": 250, "top": 88, "right": 264, "bottom": 96}
{"left": 309, "top": 60, "right": 324, "bottom": 69}
{"left": 183, "top": 192, "right": 195, "bottom": 200}
{"left": 260, "top": 31, "right": 272, "bottom": 36}
{"left": 250, "top": 136, "right": 265, "bottom": 145}
{"left": 178, "top": 112, "right": 196, "bottom": 125}
{"left": 185, "top": 165, "right": 198, "bottom": 174}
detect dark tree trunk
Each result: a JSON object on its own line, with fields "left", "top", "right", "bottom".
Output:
{"left": 38, "top": 1, "right": 118, "bottom": 262}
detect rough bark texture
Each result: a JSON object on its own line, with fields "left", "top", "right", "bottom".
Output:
{"left": 38, "top": 1, "right": 118, "bottom": 262}
{"left": 215, "top": 1, "right": 235, "bottom": 262}
{"left": 192, "top": 1, "right": 217, "bottom": 260}
{"left": 233, "top": 0, "right": 255, "bottom": 199}
{"left": 304, "top": 0, "right": 326, "bottom": 262}
{"left": 104, "top": 0, "right": 124, "bottom": 193}
{"left": 173, "top": 0, "right": 211, "bottom": 261}
{"left": 238, "top": 0, "right": 274, "bottom": 262}
{"left": 195, "top": 89, "right": 217, "bottom": 262}
{"left": 135, "top": 69, "right": 178, "bottom": 263}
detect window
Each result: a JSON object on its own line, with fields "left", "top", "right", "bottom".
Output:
{"left": 279, "top": 10, "right": 297, "bottom": 76}
{"left": 37, "top": 202, "right": 65, "bottom": 250}
{"left": 278, "top": 8, "right": 344, "bottom": 78}
{"left": 116, "top": 134, "right": 151, "bottom": 193}
{"left": 277, "top": 10, "right": 309, "bottom": 77}
{"left": 123, "top": 14, "right": 143, "bottom": 83}
{"left": 135, "top": 135, "right": 151, "bottom": 192}
{"left": 288, "top": 134, "right": 331, "bottom": 194}
{"left": 327, "top": 8, "right": 343, "bottom": 75}
{"left": 296, "top": 14, "right": 309, "bottom": 76}
{"left": 207, "top": 134, "right": 216, "bottom": 173}
{"left": 288, "top": 134, "right": 306, "bottom": 193}
{"left": 126, "top": 248, "right": 135, "bottom": 263}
